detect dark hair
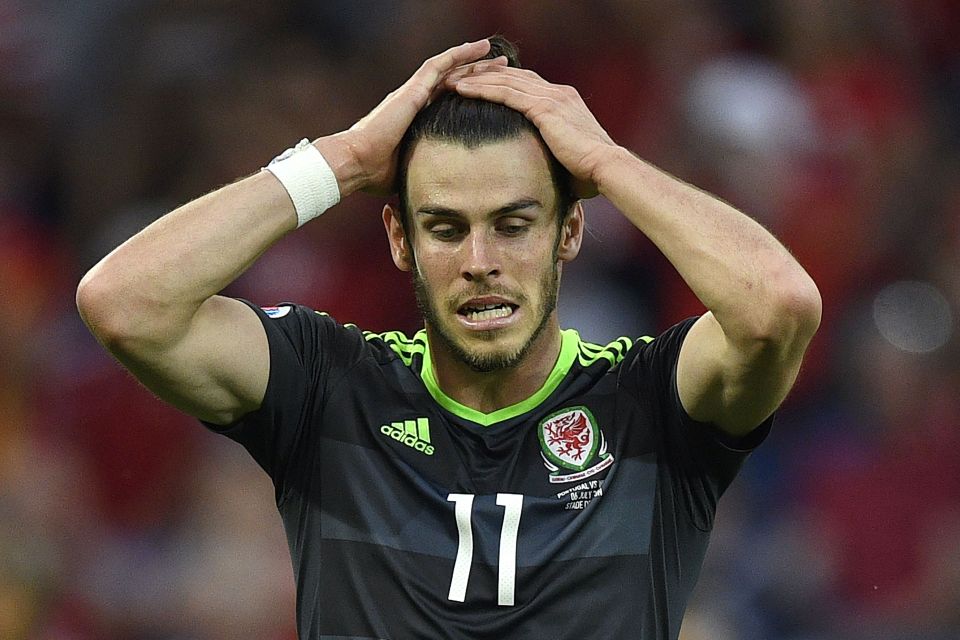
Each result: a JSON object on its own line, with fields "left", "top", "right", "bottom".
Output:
{"left": 395, "top": 35, "right": 575, "bottom": 236}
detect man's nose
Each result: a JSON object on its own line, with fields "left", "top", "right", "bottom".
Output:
{"left": 461, "top": 230, "right": 500, "bottom": 282}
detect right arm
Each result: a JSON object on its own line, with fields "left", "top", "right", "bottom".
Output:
{"left": 76, "top": 39, "right": 500, "bottom": 425}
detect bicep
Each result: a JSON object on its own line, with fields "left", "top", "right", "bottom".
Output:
{"left": 115, "top": 296, "right": 269, "bottom": 425}
{"left": 676, "top": 312, "right": 806, "bottom": 437}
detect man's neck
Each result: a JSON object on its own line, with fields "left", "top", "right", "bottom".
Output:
{"left": 426, "top": 320, "right": 563, "bottom": 415}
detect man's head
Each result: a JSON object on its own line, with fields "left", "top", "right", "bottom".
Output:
{"left": 383, "top": 36, "right": 583, "bottom": 373}
{"left": 395, "top": 36, "right": 575, "bottom": 238}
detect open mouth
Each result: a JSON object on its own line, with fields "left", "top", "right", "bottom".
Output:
{"left": 457, "top": 301, "right": 518, "bottom": 322}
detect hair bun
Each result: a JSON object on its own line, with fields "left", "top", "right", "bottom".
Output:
{"left": 484, "top": 35, "right": 521, "bottom": 68}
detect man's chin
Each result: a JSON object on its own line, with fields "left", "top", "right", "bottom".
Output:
{"left": 444, "top": 331, "right": 528, "bottom": 372}
{"left": 462, "top": 348, "right": 525, "bottom": 373}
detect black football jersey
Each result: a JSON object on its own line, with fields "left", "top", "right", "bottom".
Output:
{"left": 207, "top": 301, "right": 770, "bottom": 639}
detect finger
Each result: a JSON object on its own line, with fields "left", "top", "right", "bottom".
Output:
{"left": 457, "top": 65, "right": 549, "bottom": 84}
{"left": 431, "top": 58, "right": 508, "bottom": 103}
{"left": 400, "top": 40, "right": 494, "bottom": 107}
{"left": 452, "top": 54, "right": 509, "bottom": 71}
{"left": 442, "top": 57, "right": 509, "bottom": 87}
{"left": 453, "top": 80, "right": 549, "bottom": 116}
{"left": 456, "top": 66, "right": 557, "bottom": 88}
{"left": 417, "top": 39, "right": 492, "bottom": 86}
{"left": 455, "top": 71, "right": 567, "bottom": 101}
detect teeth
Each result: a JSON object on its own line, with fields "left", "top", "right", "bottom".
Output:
{"left": 465, "top": 305, "right": 512, "bottom": 321}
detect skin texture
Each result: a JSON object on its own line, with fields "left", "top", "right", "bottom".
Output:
{"left": 76, "top": 38, "right": 821, "bottom": 438}
{"left": 382, "top": 135, "right": 582, "bottom": 412}
{"left": 452, "top": 63, "right": 822, "bottom": 436}
{"left": 75, "top": 40, "right": 505, "bottom": 425}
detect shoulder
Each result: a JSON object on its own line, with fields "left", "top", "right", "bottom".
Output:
{"left": 562, "top": 318, "right": 698, "bottom": 375}
{"left": 573, "top": 331, "right": 652, "bottom": 371}
{"left": 621, "top": 317, "right": 699, "bottom": 370}
{"left": 249, "top": 302, "right": 356, "bottom": 347}
{"left": 360, "top": 327, "right": 428, "bottom": 366}
{"left": 247, "top": 301, "right": 418, "bottom": 367}
{"left": 564, "top": 318, "right": 699, "bottom": 398}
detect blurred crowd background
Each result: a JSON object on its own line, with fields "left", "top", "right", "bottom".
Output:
{"left": 1, "top": 1, "right": 958, "bottom": 638}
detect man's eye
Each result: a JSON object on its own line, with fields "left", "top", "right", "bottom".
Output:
{"left": 430, "top": 225, "right": 459, "bottom": 240}
{"left": 499, "top": 223, "right": 529, "bottom": 236}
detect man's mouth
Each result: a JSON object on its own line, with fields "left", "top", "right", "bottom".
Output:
{"left": 456, "top": 297, "right": 519, "bottom": 323}
{"left": 458, "top": 302, "right": 516, "bottom": 321}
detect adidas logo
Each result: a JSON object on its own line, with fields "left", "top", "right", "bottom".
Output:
{"left": 380, "top": 417, "right": 435, "bottom": 456}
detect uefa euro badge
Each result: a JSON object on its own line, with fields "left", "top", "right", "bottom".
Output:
{"left": 538, "top": 406, "right": 614, "bottom": 484}
{"left": 262, "top": 305, "right": 293, "bottom": 319}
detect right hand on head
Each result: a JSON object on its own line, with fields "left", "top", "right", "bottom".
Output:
{"left": 330, "top": 39, "right": 507, "bottom": 196}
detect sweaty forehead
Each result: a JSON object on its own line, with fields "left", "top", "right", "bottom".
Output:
{"left": 405, "top": 133, "right": 557, "bottom": 214}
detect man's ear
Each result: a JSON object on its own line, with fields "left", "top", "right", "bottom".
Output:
{"left": 383, "top": 204, "right": 413, "bottom": 272}
{"left": 556, "top": 201, "right": 584, "bottom": 262}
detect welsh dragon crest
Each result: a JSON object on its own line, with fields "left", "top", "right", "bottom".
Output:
{"left": 538, "top": 407, "right": 612, "bottom": 483}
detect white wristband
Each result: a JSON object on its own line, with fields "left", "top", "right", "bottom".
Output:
{"left": 264, "top": 138, "right": 341, "bottom": 227}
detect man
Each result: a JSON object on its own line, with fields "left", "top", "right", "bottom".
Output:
{"left": 77, "top": 37, "right": 821, "bottom": 639}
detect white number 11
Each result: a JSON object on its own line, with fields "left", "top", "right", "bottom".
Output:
{"left": 446, "top": 493, "right": 524, "bottom": 606}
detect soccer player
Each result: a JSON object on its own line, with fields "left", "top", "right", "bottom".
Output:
{"left": 77, "top": 37, "right": 821, "bottom": 639}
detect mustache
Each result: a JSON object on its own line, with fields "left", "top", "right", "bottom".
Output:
{"left": 449, "top": 286, "right": 525, "bottom": 308}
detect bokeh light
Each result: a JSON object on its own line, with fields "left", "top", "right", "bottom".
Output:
{"left": 873, "top": 280, "right": 954, "bottom": 353}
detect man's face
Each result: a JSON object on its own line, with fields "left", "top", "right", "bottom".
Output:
{"left": 390, "top": 133, "right": 580, "bottom": 372}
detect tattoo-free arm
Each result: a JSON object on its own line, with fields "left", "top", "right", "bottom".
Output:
{"left": 454, "top": 66, "right": 821, "bottom": 437}
{"left": 77, "top": 40, "right": 499, "bottom": 425}
{"left": 595, "top": 149, "right": 821, "bottom": 436}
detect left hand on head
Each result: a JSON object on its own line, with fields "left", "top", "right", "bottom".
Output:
{"left": 448, "top": 66, "right": 618, "bottom": 198}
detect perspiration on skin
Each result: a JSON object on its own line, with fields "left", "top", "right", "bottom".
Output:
{"left": 73, "top": 35, "right": 821, "bottom": 639}
{"left": 399, "top": 135, "right": 573, "bottom": 373}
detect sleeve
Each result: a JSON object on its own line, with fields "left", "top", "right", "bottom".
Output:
{"left": 620, "top": 317, "right": 772, "bottom": 531}
{"left": 202, "top": 300, "right": 367, "bottom": 500}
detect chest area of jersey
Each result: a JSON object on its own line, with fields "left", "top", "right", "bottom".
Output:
{"left": 322, "top": 376, "right": 652, "bottom": 497}
{"left": 315, "top": 368, "right": 662, "bottom": 538}
{"left": 305, "top": 376, "right": 661, "bottom": 616}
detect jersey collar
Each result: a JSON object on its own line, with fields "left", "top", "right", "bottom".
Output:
{"left": 419, "top": 329, "right": 580, "bottom": 426}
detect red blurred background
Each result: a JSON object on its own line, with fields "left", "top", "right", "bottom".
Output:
{"left": 1, "top": 1, "right": 958, "bottom": 638}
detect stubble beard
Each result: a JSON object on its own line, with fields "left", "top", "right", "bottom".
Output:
{"left": 412, "top": 262, "right": 560, "bottom": 373}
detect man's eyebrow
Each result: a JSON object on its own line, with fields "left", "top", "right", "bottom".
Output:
{"left": 416, "top": 198, "right": 543, "bottom": 218}
{"left": 493, "top": 198, "right": 542, "bottom": 215}
{"left": 416, "top": 205, "right": 463, "bottom": 218}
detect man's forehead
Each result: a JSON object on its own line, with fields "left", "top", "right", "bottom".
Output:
{"left": 405, "top": 134, "right": 557, "bottom": 211}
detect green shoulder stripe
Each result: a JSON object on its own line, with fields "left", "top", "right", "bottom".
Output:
{"left": 576, "top": 334, "right": 653, "bottom": 368}
{"left": 363, "top": 329, "right": 427, "bottom": 367}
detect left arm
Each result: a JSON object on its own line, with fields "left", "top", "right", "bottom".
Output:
{"left": 453, "top": 66, "right": 821, "bottom": 437}
{"left": 599, "top": 151, "right": 821, "bottom": 436}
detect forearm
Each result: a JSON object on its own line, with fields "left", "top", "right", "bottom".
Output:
{"left": 77, "top": 134, "right": 363, "bottom": 347}
{"left": 77, "top": 36, "right": 498, "bottom": 351}
{"left": 594, "top": 147, "right": 821, "bottom": 346}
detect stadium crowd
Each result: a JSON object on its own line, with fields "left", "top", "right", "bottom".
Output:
{"left": 1, "top": 1, "right": 958, "bottom": 638}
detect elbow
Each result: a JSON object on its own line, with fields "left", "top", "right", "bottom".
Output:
{"left": 76, "top": 266, "right": 129, "bottom": 348}
{"left": 76, "top": 265, "right": 163, "bottom": 352}
{"left": 757, "top": 272, "right": 822, "bottom": 351}
{"left": 784, "top": 272, "right": 822, "bottom": 340}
